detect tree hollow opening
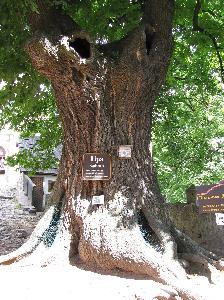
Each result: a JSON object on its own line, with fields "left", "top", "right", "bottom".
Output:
{"left": 145, "top": 26, "right": 155, "bottom": 55}
{"left": 137, "top": 210, "right": 162, "bottom": 252}
{"left": 69, "top": 38, "right": 91, "bottom": 59}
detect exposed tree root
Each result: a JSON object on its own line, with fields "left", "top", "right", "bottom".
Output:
{"left": 141, "top": 203, "right": 224, "bottom": 286}
{"left": 0, "top": 196, "right": 224, "bottom": 300}
{"left": 172, "top": 227, "right": 224, "bottom": 272}
{"left": 141, "top": 207, "right": 178, "bottom": 259}
{"left": 72, "top": 199, "right": 223, "bottom": 299}
{"left": 0, "top": 203, "right": 64, "bottom": 266}
{"left": 0, "top": 207, "right": 54, "bottom": 265}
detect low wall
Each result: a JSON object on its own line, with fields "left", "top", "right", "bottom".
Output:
{"left": 167, "top": 203, "right": 224, "bottom": 256}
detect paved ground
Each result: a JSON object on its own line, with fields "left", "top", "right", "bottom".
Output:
{"left": 0, "top": 195, "right": 42, "bottom": 255}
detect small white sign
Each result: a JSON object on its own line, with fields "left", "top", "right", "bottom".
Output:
{"left": 92, "top": 195, "right": 105, "bottom": 205}
{"left": 215, "top": 213, "right": 224, "bottom": 225}
{"left": 118, "top": 145, "right": 132, "bottom": 158}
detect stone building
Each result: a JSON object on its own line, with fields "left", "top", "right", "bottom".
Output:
{"left": 18, "top": 137, "right": 59, "bottom": 211}
{"left": 22, "top": 169, "right": 58, "bottom": 211}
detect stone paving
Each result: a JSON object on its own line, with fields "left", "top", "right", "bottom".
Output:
{"left": 0, "top": 195, "right": 43, "bottom": 255}
{"left": 0, "top": 172, "right": 43, "bottom": 255}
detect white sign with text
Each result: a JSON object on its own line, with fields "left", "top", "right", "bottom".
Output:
{"left": 215, "top": 213, "right": 224, "bottom": 225}
{"left": 118, "top": 145, "right": 132, "bottom": 158}
{"left": 92, "top": 195, "right": 105, "bottom": 205}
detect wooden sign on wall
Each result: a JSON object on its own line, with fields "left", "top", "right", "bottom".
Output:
{"left": 82, "top": 153, "right": 112, "bottom": 180}
{"left": 196, "top": 181, "right": 224, "bottom": 214}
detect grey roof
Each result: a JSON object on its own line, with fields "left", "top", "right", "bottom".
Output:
{"left": 20, "top": 167, "right": 58, "bottom": 175}
{"left": 18, "top": 136, "right": 40, "bottom": 150}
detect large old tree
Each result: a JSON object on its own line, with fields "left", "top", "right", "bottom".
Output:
{"left": 1, "top": 0, "right": 224, "bottom": 298}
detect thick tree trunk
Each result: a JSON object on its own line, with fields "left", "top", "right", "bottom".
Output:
{"left": 1, "top": 1, "right": 224, "bottom": 299}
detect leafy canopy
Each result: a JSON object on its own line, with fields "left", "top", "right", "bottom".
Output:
{"left": 0, "top": 0, "right": 224, "bottom": 201}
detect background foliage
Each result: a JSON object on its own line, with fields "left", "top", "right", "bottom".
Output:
{"left": 0, "top": 0, "right": 224, "bottom": 202}
{"left": 153, "top": 0, "right": 224, "bottom": 202}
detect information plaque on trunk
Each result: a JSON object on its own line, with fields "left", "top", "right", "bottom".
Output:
{"left": 118, "top": 145, "right": 132, "bottom": 159}
{"left": 82, "top": 153, "right": 112, "bottom": 180}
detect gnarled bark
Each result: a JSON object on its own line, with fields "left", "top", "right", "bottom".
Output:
{"left": 1, "top": 1, "right": 224, "bottom": 299}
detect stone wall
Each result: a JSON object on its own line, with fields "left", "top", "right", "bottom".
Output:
{"left": 167, "top": 203, "right": 224, "bottom": 256}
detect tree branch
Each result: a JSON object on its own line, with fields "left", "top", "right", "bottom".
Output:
{"left": 173, "top": 76, "right": 186, "bottom": 81}
{"left": 208, "top": 35, "right": 224, "bottom": 82}
{"left": 26, "top": 1, "right": 94, "bottom": 81}
{"left": 193, "top": 0, "right": 224, "bottom": 83}
{"left": 192, "top": 0, "right": 204, "bottom": 32}
{"left": 29, "top": 0, "right": 79, "bottom": 35}
{"left": 100, "top": 0, "right": 174, "bottom": 58}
